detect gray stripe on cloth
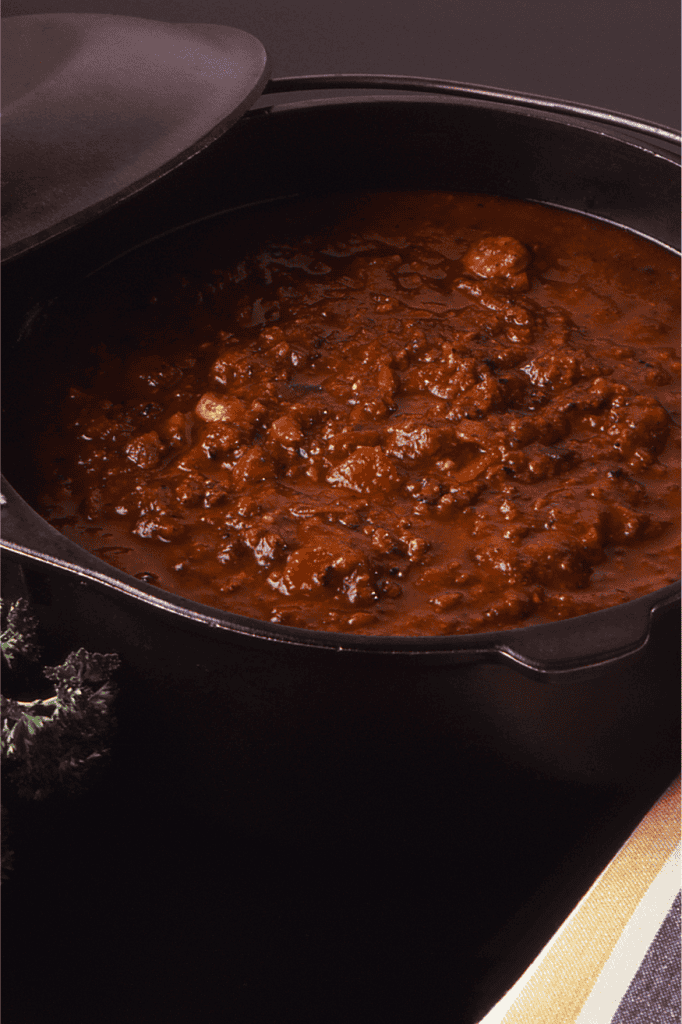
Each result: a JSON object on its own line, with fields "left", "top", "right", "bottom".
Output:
{"left": 611, "top": 890, "right": 681, "bottom": 1024}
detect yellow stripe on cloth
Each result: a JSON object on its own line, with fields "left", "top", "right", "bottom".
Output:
{"left": 479, "top": 776, "right": 680, "bottom": 1024}
{"left": 573, "top": 843, "right": 679, "bottom": 1023}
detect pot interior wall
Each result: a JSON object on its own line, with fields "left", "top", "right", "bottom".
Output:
{"left": 2, "top": 94, "right": 679, "bottom": 319}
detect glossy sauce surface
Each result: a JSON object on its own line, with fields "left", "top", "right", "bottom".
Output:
{"left": 20, "top": 193, "right": 681, "bottom": 635}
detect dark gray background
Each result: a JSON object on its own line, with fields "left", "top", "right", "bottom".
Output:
{"left": 3, "top": 0, "right": 680, "bottom": 130}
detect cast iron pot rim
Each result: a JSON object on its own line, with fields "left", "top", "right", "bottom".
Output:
{"left": 258, "top": 74, "right": 681, "bottom": 148}
{"left": 2, "top": 521, "right": 679, "bottom": 674}
{"left": 2, "top": 74, "right": 680, "bottom": 673}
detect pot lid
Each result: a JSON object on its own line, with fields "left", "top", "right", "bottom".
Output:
{"left": 1, "top": 14, "right": 269, "bottom": 261}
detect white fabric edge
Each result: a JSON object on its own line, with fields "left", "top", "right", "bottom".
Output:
{"left": 572, "top": 842, "right": 680, "bottom": 1024}
{"left": 477, "top": 842, "right": 681, "bottom": 1024}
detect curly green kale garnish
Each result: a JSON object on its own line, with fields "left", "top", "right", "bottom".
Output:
{"left": 2, "top": 649, "right": 120, "bottom": 801}
{"left": 1, "top": 598, "right": 40, "bottom": 668}
{"left": 1, "top": 600, "right": 121, "bottom": 880}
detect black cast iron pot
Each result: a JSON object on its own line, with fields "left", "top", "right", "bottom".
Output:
{"left": 2, "top": 77, "right": 680, "bottom": 831}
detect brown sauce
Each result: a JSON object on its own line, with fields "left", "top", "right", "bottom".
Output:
{"left": 20, "top": 192, "right": 681, "bottom": 635}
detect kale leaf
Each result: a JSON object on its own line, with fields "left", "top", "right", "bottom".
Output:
{"left": 2, "top": 649, "right": 119, "bottom": 801}
{"left": 1, "top": 601, "right": 120, "bottom": 878}
{"left": 1, "top": 597, "right": 40, "bottom": 668}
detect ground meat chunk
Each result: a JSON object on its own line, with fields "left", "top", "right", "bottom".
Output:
{"left": 196, "top": 393, "right": 245, "bottom": 424}
{"left": 160, "top": 411, "right": 191, "bottom": 447}
{"left": 326, "top": 429, "right": 382, "bottom": 456}
{"left": 266, "top": 415, "right": 303, "bottom": 450}
{"left": 174, "top": 477, "right": 205, "bottom": 506}
{"left": 125, "top": 431, "right": 165, "bottom": 469}
{"left": 326, "top": 446, "right": 403, "bottom": 495}
{"left": 473, "top": 537, "right": 594, "bottom": 590}
{"left": 385, "top": 418, "right": 444, "bottom": 461}
{"left": 201, "top": 423, "right": 242, "bottom": 458}
{"left": 521, "top": 350, "right": 590, "bottom": 390}
{"left": 494, "top": 444, "right": 576, "bottom": 484}
{"left": 133, "top": 513, "right": 185, "bottom": 541}
{"left": 267, "top": 539, "right": 373, "bottom": 602}
{"left": 232, "top": 447, "right": 276, "bottom": 487}
{"left": 462, "top": 236, "right": 530, "bottom": 279}
{"left": 605, "top": 394, "right": 670, "bottom": 463}
{"left": 588, "top": 467, "right": 647, "bottom": 506}
{"left": 241, "top": 527, "right": 288, "bottom": 567}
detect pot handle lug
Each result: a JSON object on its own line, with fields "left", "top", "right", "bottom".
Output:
{"left": 495, "top": 586, "right": 680, "bottom": 677}
{"left": 0, "top": 478, "right": 88, "bottom": 566}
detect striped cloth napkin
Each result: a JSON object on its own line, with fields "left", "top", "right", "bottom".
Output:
{"left": 479, "top": 776, "right": 680, "bottom": 1024}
